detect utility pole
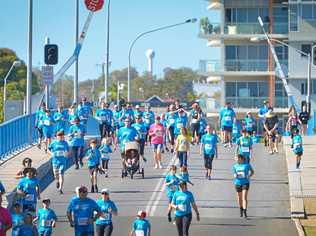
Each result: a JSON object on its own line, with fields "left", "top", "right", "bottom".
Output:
{"left": 27, "top": 0, "right": 33, "bottom": 144}
{"left": 74, "top": 0, "right": 79, "bottom": 104}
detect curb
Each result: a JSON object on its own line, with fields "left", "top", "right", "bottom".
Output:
{"left": 294, "top": 219, "right": 306, "bottom": 236}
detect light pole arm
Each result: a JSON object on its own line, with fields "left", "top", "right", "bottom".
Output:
{"left": 127, "top": 19, "right": 196, "bottom": 102}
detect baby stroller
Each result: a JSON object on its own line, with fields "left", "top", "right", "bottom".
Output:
{"left": 121, "top": 141, "right": 144, "bottom": 179}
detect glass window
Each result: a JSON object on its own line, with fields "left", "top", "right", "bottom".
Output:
{"left": 237, "top": 46, "right": 247, "bottom": 60}
{"left": 258, "top": 82, "right": 269, "bottom": 97}
{"left": 301, "top": 44, "right": 311, "bottom": 57}
{"left": 248, "top": 46, "right": 258, "bottom": 59}
{"left": 226, "top": 46, "right": 236, "bottom": 60}
{"left": 237, "top": 82, "right": 248, "bottom": 97}
{"left": 226, "top": 8, "right": 232, "bottom": 23}
{"left": 302, "top": 4, "right": 313, "bottom": 19}
{"left": 248, "top": 82, "right": 258, "bottom": 97}
{"left": 289, "top": 5, "right": 299, "bottom": 32}
{"left": 237, "top": 8, "right": 248, "bottom": 23}
{"left": 259, "top": 8, "right": 270, "bottom": 22}
{"left": 259, "top": 45, "right": 268, "bottom": 59}
{"left": 248, "top": 8, "right": 258, "bottom": 22}
{"left": 226, "top": 82, "right": 236, "bottom": 97}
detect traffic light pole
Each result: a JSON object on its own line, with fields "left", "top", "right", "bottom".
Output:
{"left": 45, "top": 37, "right": 50, "bottom": 108}
{"left": 307, "top": 53, "right": 312, "bottom": 115}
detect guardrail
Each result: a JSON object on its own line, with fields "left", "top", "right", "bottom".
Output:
{"left": 0, "top": 114, "right": 37, "bottom": 162}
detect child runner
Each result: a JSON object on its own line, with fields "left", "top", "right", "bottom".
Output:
{"left": 99, "top": 137, "right": 113, "bottom": 178}
{"left": 200, "top": 125, "right": 218, "bottom": 180}
{"left": 232, "top": 154, "right": 254, "bottom": 218}
{"left": 292, "top": 128, "right": 303, "bottom": 169}
{"left": 175, "top": 127, "right": 192, "bottom": 168}
{"left": 129, "top": 211, "right": 151, "bottom": 236}
{"left": 236, "top": 129, "right": 253, "bottom": 163}
{"left": 42, "top": 109, "right": 55, "bottom": 153}
{"left": 11, "top": 203, "right": 24, "bottom": 236}
{"left": 178, "top": 166, "right": 194, "bottom": 186}
{"left": 33, "top": 198, "right": 57, "bottom": 236}
{"left": 86, "top": 139, "right": 102, "bottom": 193}
{"left": 165, "top": 165, "right": 180, "bottom": 222}
{"left": 16, "top": 213, "right": 38, "bottom": 235}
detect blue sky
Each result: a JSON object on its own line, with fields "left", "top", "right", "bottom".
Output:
{"left": 0, "top": 0, "right": 218, "bottom": 81}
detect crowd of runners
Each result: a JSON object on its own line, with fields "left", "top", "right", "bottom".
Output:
{"left": 0, "top": 98, "right": 308, "bottom": 236}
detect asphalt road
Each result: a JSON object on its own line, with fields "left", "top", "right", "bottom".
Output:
{"left": 40, "top": 141, "right": 297, "bottom": 236}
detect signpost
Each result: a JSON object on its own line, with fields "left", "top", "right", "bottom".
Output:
{"left": 42, "top": 65, "right": 54, "bottom": 85}
{"left": 84, "top": 0, "right": 104, "bottom": 12}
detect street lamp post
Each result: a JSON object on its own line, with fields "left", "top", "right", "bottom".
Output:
{"left": 127, "top": 18, "right": 197, "bottom": 102}
{"left": 2, "top": 61, "right": 21, "bottom": 121}
{"left": 105, "top": 0, "right": 111, "bottom": 104}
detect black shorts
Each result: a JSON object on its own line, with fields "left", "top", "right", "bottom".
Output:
{"left": 37, "top": 127, "right": 43, "bottom": 138}
{"left": 168, "top": 126, "right": 175, "bottom": 145}
{"left": 223, "top": 126, "right": 233, "bottom": 132}
{"left": 190, "top": 123, "right": 200, "bottom": 136}
{"left": 235, "top": 184, "right": 250, "bottom": 192}
{"left": 89, "top": 165, "right": 99, "bottom": 175}
{"left": 295, "top": 151, "right": 303, "bottom": 156}
{"left": 204, "top": 155, "right": 214, "bottom": 169}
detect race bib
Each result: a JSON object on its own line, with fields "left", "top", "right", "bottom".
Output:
{"left": 236, "top": 171, "right": 246, "bottom": 179}
{"left": 55, "top": 151, "right": 65, "bottom": 156}
{"left": 169, "top": 185, "right": 177, "bottom": 191}
{"left": 169, "top": 119, "right": 175, "bottom": 124}
{"left": 75, "top": 132, "right": 82, "bottom": 137}
{"left": 224, "top": 116, "right": 232, "bottom": 121}
{"left": 101, "top": 154, "right": 110, "bottom": 160}
{"left": 205, "top": 144, "right": 213, "bottom": 150}
{"left": 25, "top": 194, "right": 34, "bottom": 201}
{"left": 99, "top": 213, "right": 110, "bottom": 221}
{"left": 177, "top": 123, "right": 183, "bottom": 129}
{"left": 77, "top": 217, "right": 89, "bottom": 226}
{"left": 41, "top": 220, "right": 52, "bottom": 227}
{"left": 294, "top": 143, "right": 301, "bottom": 148}
{"left": 44, "top": 120, "right": 50, "bottom": 126}
{"left": 135, "top": 230, "right": 145, "bottom": 236}
{"left": 79, "top": 116, "right": 85, "bottom": 120}
{"left": 241, "top": 146, "right": 250, "bottom": 153}
{"left": 156, "top": 130, "right": 163, "bottom": 137}
{"left": 247, "top": 123, "right": 253, "bottom": 128}
{"left": 100, "top": 116, "right": 106, "bottom": 121}
{"left": 191, "top": 118, "right": 198, "bottom": 123}
{"left": 177, "top": 204, "right": 187, "bottom": 212}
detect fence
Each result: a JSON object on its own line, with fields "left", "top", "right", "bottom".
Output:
{"left": 0, "top": 114, "right": 37, "bottom": 161}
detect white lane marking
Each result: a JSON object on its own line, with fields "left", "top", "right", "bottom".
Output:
{"left": 145, "top": 155, "right": 177, "bottom": 215}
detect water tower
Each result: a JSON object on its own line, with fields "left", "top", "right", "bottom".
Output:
{"left": 145, "top": 49, "right": 155, "bottom": 79}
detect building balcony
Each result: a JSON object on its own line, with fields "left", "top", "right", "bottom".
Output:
{"left": 226, "top": 96, "right": 288, "bottom": 109}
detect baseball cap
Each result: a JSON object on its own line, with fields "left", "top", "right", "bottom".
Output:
{"left": 42, "top": 198, "right": 51, "bottom": 203}
{"left": 135, "top": 105, "right": 140, "bottom": 109}
{"left": 101, "top": 188, "right": 110, "bottom": 195}
{"left": 137, "top": 210, "right": 146, "bottom": 218}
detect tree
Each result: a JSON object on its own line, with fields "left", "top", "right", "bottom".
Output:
{"left": 0, "top": 48, "right": 40, "bottom": 122}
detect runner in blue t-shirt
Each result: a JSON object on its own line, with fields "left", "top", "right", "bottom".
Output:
{"left": 130, "top": 211, "right": 151, "bottom": 236}
{"left": 243, "top": 111, "right": 256, "bottom": 135}
{"left": 96, "top": 102, "right": 113, "bottom": 138}
{"left": 76, "top": 98, "right": 93, "bottom": 127}
{"left": 236, "top": 129, "right": 253, "bottom": 163}
{"left": 67, "top": 186, "right": 102, "bottom": 236}
{"left": 132, "top": 115, "right": 148, "bottom": 162}
{"left": 68, "top": 117, "right": 86, "bottom": 169}
{"left": 170, "top": 181, "right": 200, "bottom": 236}
{"left": 200, "top": 125, "right": 218, "bottom": 180}
{"left": 54, "top": 106, "right": 68, "bottom": 134}
{"left": 16, "top": 213, "right": 38, "bottom": 236}
{"left": 232, "top": 154, "right": 254, "bottom": 218}
{"left": 11, "top": 203, "right": 24, "bottom": 236}
{"left": 219, "top": 102, "right": 236, "bottom": 147}
{"left": 166, "top": 104, "right": 179, "bottom": 153}
{"left": 165, "top": 165, "right": 180, "bottom": 222}
{"left": 35, "top": 103, "right": 46, "bottom": 149}
{"left": 48, "top": 130, "right": 70, "bottom": 194}
{"left": 16, "top": 167, "right": 40, "bottom": 214}
{"left": 33, "top": 198, "right": 57, "bottom": 236}
{"left": 292, "top": 129, "right": 303, "bottom": 169}
{"left": 85, "top": 139, "right": 101, "bottom": 193}
{"left": 99, "top": 137, "right": 113, "bottom": 178}
{"left": 42, "top": 109, "right": 55, "bottom": 153}
{"left": 95, "top": 188, "right": 118, "bottom": 236}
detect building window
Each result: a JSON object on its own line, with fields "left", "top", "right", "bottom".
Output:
{"left": 301, "top": 83, "right": 306, "bottom": 95}
{"left": 302, "top": 4, "right": 313, "bottom": 19}
{"left": 301, "top": 44, "right": 311, "bottom": 57}
{"left": 226, "top": 82, "right": 236, "bottom": 97}
{"left": 289, "top": 4, "right": 299, "bottom": 32}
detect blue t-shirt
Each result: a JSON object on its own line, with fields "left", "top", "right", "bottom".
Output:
{"left": 143, "top": 111, "right": 155, "bottom": 127}
{"left": 95, "top": 199, "right": 118, "bottom": 225}
{"left": 166, "top": 112, "right": 179, "bottom": 127}
{"left": 233, "top": 163, "right": 252, "bottom": 186}
{"left": 174, "top": 116, "right": 188, "bottom": 135}
{"left": 201, "top": 133, "right": 218, "bottom": 156}
{"left": 37, "top": 208, "right": 57, "bottom": 233}
{"left": 99, "top": 145, "right": 113, "bottom": 160}
{"left": 117, "top": 126, "right": 138, "bottom": 150}
{"left": 199, "top": 118, "right": 207, "bottom": 135}
{"left": 42, "top": 114, "right": 54, "bottom": 128}
{"left": 178, "top": 172, "right": 190, "bottom": 183}
{"left": 132, "top": 122, "right": 148, "bottom": 140}
{"left": 132, "top": 218, "right": 151, "bottom": 236}
{"left": 113, "top": 110, "right": 121, "bottom": 127}
{"left": 258, "top": 106, "right": 269, "bottom": 118}
{"left": 35, "top": 108, "right": 45, "bottom": 128}
{"left": 53, "top": 111, "right": 67, "bottom": 132}
{"left": 172, "top": 190, "right": 195, "bottom": 217}
{"left": 68, "top": 124, "right": 86, "bottom": 147}
{"left": 292, "top": 135, "right": 303, "bottom": 154}
{"left": 96, "top": 108, "right": 113, "bottom": 125}
{"left": 67, "top": 197, "right": 101, "bottom": 232}
{"left": 244, "top": 117, "right": 256, "bottom": 132}
{"left": 0, "top": 181, "right": 5, "bottom": 194}
{"left": 16, "top": 224, "right": 38, "bottom": 236}
{"left": 76, "top": 104, "right": 92, "bottom": 120}
{"left": 220, "top": 108, "right": 235, "bottom": 127}
{"left": 85, "top": 148, "right": 101, "bottom": 167}
{"left": 134, "top": 110, "right": 143, "bottom": 118}
{"left": 48, "top": 140, "right": 69, "bottom": 166}
{"left": 12, "top": 213, "right": 24, "bottom": 236}
{"left": 17, "top": 177, "right": 39, "bottom": 206}
{"left": 165, "top": 174, "right": 180, "bottom": 198}
{"left": 237, "top": 137, "right": 253, "bottom": 158}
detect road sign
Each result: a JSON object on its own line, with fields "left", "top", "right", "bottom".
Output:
{"left": 84, "top": 0, "right": 104, "bottom": 12}
{"left": 42, "top": 65, "right": 54, "bottom": 85}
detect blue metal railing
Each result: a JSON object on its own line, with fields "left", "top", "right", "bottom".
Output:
{"left": 0, "top": 114, "right": 37, "bottom": 160}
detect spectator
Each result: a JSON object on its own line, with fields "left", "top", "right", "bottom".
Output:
{"left": 15, "top": 158, "right": 37, "bottom": 180}
{"left": 0, "top": 192, "right": 12, "bottom": 236}
{"left": 299, "top": 105, "right": 310, "bottom": 135}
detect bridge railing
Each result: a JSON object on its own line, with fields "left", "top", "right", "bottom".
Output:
{"left": 0, "top": 114, "right": 37, "bottom": 162}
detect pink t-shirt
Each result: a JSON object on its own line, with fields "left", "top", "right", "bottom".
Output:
{"left": 0, "top": 207, "right": 12, "bottom": 236}
{"left": 149, "top": 123, "right": 165, "bottom": 144}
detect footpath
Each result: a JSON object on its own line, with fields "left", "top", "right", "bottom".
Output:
{"left": 283, "top": 136, "right": 316, "bottom": 236}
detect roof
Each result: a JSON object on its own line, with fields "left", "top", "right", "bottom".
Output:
{"left": 145, "top": 95, "right": 165, "bottom": 103}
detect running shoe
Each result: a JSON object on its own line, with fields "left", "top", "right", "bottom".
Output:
{"left": 208, "top": 176, "right": 211, "bottom": 181}
{"left": 56, "top": 182, "right": 60, "bottom": 189}
{"left": 59, "top": 189, "right": 63, "bottom": 195}
{"left": 95, "top": 185, "right": 98, "bottom": 193}
{"left": 244, "top": 209, "right": 248, "bottom": 218}
{"left": 273, "top": 148, "right": 279, "bottom": 153}
{"left": 240, "top": 208, "right": 243, "bottom": 217}
{"left": 154, "top": 164, "right": 158, "bottom": 169}
{"left": 158, "top": 163, "right": 163, "bottom": 169}
{"left": 91, "top": 186, "right": 95, "bottom": 193}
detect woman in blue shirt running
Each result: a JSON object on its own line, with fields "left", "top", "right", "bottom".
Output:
{"left": 232, "top": 154, "right": 254, "bottom": 218}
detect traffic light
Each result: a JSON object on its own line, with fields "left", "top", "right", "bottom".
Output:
{"left": 44, "top": 44, "right": 58, "bottom": 65}
{"left": 312, "top": 45, "right": 316, "bottom": 66}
